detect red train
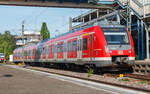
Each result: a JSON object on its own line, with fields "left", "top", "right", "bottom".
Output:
{"left": 13, "top": 24, "right": 135, "bottom": 71}
{"left": 0, "top": 53, "right": 6, "bottom": 62}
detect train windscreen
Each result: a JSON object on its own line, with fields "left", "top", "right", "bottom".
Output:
{"left": 0, "top": 53, "right": 5, "bottom": 58}
{"left": 102, "top": 28, "right": 130, "bottom": 45}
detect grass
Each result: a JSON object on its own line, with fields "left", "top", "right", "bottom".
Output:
{"left": 140, "top": 80, "right": 150, "bottom": 85}
{"left": 119, "top": 78, "right": 129, "bottom": 82}
{"left": 87, "top": 68, "right": 94, "bottom": 77}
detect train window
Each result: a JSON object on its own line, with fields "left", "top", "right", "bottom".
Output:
{"left": 68, "top": 41, "right": 71, "bottom": 52}
{"left": 73, "top": 40, "right": 77, "bottom": 52}
{"left": 83, "top": 38, "right": 88, "bottom": 51}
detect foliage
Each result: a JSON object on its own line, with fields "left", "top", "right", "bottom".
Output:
{"left": 140, "top": 80, "right": 150, "bottom": 85}
{"left": 87, "top": 68, "right": 94, "bottom": 77}
{"left": 119, "top": 78, "right": 129, "bottom": 82}
{"left": 0, "top": 31, "right": 16, "bottom": 60}
{"left": 40, "top": 22, "right": 50, "bottom": 40}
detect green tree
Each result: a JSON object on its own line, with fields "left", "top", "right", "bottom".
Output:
{"left": 0, "top": 31, "right": 16, "bottom": 60}
{"left": 40, "top": 22, "right": 50, "bottom": 40}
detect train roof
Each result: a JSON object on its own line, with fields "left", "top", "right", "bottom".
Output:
{"left": 52, "top": 21, "right": 126, "bottom": 39}
{"left": 14, "top": 21, "right": 127, "bottom": 50}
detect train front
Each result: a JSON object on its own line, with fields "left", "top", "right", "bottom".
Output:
{"left": 102, "top": 27, "right": 135, "bottom": 71}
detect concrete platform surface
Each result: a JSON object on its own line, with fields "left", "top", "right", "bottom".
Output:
{"left": 0, "top": 65, "right": 112, "bottom": 94}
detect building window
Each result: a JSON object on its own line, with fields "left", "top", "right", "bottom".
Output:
{"left": 73, "top": 40, "right": 77, "bottom": 52}
{"left": 83, "top": 38, "right": 88, "bottom": 51}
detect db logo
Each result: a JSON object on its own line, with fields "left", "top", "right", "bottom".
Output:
{"left": 118, "top": 51, "right": 123, "bottom": 54}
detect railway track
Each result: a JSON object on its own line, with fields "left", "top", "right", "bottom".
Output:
{"left": 105, "top": 73, "right": 150, "bottom": 81}
{"left": 23, "top": 66, "right": 150, "bottom": 93}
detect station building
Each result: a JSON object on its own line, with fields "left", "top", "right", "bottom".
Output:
{"left": 15, "top": 31, "right": 42, "bottom": 47}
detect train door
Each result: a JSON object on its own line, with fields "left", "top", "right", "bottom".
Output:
{"left": 31, "top": 47, "right": 34, "bottom": 61}
{"left": 33, "top": 48, "right": 36, "bottom": 61}
{"left": 82, "top": 35, "right": 89, "bottom": 58}
{"left": 67, "top": 40, "right": 72, "bottom": 59}
{"left": 77, "top": 36, "right": 82, "bottom": 60}
{"left": 52, "top": 44, "right": 55, "bottom": 60}
{"left": 43, "top": 46, "right": 46, "bottom": 60}
{"left": 90, "top": 34, "right": 94, "bottom": 60}
{"left": 60, "top": 42, "right": 64, "bottom": 59}
{"left": 82, "top": 34, "right": 93, "bottom": 59}
{"left": 30, "top": 48, "right": 32, "bottom": 61}
{"left": 82, "top": 34, "right": 94, "bottom": 59}
{"left": 64, "top": 40, "right": 67, "bottom": 60}
{"left": 72, "top": 39, "right": 77, "bottom": 59}
{"left": 57, "top": 42, "right": 60, "bottom": 59}
{"left": 27, "top": 50, "right": 29, "bottom": 61}
{"left": 40, "top": 46, "right": 44, "bottom": 61}
{"left": 48, "top": 45, "right": 50, "bottom": 59}
{"left": 54, "top": 43, "right": 57, "bottom": 60}
{"left": 46, "top": 45, "right": 49, "bottom": 60}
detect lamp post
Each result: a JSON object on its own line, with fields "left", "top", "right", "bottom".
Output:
{"left": 127, "top": 0, "right": 131, "bottom": 34}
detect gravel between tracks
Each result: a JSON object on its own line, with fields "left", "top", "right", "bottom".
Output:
{"left": 25, "top": 66, "right": 150, "bottom": 90}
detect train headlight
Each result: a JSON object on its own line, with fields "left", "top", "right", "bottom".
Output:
{"left": 104, "top": 45, "right": 109, "bottom": 53}
{"left": 109, "top": 51, "right": 112, "bottom": 53}
{"left": 129, "top": 50, "right": 131, "bottom": 53}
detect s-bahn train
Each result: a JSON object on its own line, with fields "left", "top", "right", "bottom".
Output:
{"left": 13, "top": 23, "right": 135, "bottom": 71}
{"left": 0, "top": 53, "right": 6, "bottom": 63}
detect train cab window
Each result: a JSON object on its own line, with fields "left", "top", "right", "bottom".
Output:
{"left": 83, "top": 38, "right": 88, "bottom": 51}
{"left": 68, "top": 41, "right": 71, "bottom": 52}
{"left": 73, "top": 40, "right": 77, "bottom": 52}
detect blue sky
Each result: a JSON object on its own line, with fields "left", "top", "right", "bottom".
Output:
{"left": 0, "top": 5, "right": 89, "bottom": 37}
